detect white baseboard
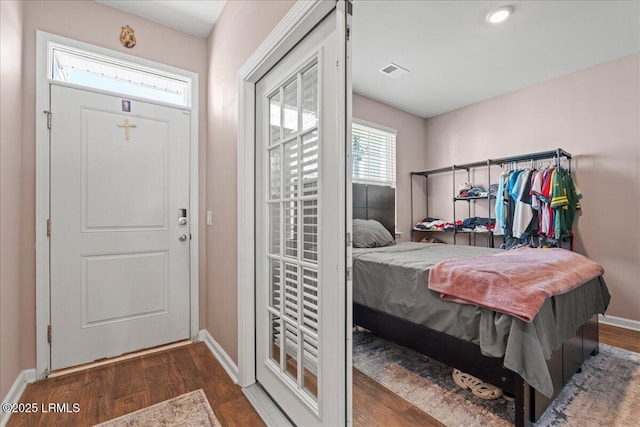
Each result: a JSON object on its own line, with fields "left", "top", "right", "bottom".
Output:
{"left": 599, "top": 314, "right": 640, "bottom": 332}
{"left": 1, "top": 369, "right": 36, "bottom": 427}
{"left": 198, "top": 329, "right": 239, "bottom": 384}
{"left": 195, "top": 332, "right": 291, "bottom": 426}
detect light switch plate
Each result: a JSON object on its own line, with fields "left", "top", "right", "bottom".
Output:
{"left": 206, "top": 210, "right": 212, "bottom": 226}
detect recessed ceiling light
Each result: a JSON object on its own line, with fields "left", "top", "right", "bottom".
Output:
{"left": 486, "top": 5, "right": 514, "bottom": 24}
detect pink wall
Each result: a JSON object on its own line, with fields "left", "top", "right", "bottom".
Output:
{"left": 206, "top": 0, "right": 296, "bottom": 363}
{"left": 353, "top": 93, "right": 429, "bottom": 240}
{"left": 19, "top": 1, "right": 209, "bottom": 369}
{"left": 423, "top": 54, "right": 640, "bottom": 321}
{"left": 6, "top": 1, "right": 634, "bottom": 391}
{"left": 0, "top": 0, "right": 25, "bottom": 399}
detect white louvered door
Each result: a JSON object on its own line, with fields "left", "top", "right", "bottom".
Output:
{"left": 255, "top": 6, "right": 349, "bottom": 426}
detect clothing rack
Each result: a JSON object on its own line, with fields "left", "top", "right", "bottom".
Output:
{"left": 410, "top": 148, "right": 572, "bottom": 244}
{"left": 491, "top": 148, "right": 571, "bottom": 172}
{"left": 410, "top": 149, "right": 572, "bottom": 179}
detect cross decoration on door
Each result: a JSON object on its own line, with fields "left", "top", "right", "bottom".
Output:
{"left": 117, "top": 119, "right": 137, "bottom": 141}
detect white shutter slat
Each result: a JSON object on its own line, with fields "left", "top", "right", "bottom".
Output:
{"left": 352, "top": 122, "right": 396, "bottom": 187}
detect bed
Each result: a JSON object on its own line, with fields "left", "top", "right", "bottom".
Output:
{"left": 352, "top": 183, "right": 611, "bottom": 427}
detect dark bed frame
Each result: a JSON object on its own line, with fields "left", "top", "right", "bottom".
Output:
{"left": 352, "top": 183, "right": 600, "bottom": 427}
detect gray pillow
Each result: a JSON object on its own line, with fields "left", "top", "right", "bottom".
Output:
{"left": 352, "top": 219, "right": 395, "bottom": 248}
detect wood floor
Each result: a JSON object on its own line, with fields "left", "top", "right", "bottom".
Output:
{"left": 8, "top": 324, "right": 638, "bottom": 427}
{"left": 8, "top": 342, "right": 264, "bottom": 427}
{"left": 353, "top": 368, "right": 444, "bottom": 426}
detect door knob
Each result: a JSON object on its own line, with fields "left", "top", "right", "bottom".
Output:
{"left": 178, "top": 234, "right": 188, "bottom": 242}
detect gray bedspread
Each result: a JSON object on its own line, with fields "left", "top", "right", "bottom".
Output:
{"left": 353, "top": 242, "right": 611, "bottom": 398}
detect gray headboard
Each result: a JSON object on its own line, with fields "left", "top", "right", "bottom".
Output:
{"left": 353, "top": 183, "right": 395, "bottom": 238}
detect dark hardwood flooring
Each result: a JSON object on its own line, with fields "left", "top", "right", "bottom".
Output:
{"left": 353, "top": 368, "right": 444, "bottom": 426}
{"left": 8, "top": 324, "right": 638, "bottom": 427}
{"left": 8, "top": 342, "right": 264, "bottom": 427}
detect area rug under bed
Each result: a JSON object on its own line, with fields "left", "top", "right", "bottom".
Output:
{"left": 95, "top": 389, "right": 221, "bottom": 427}
{"left": 353, "top": 330, "right": 640, "bottom": 427}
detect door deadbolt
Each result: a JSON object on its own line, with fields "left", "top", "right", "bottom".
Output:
{"left": 178, "top": 208, "right": 187, "bottom": 226}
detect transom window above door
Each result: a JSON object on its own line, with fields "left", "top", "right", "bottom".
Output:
{"left": 50, "top": 44, "right": 191, "bottom": 108}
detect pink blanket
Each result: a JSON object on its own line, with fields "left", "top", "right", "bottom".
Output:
{"left": 428, "top": 248, "right": 604, "bottom": 322}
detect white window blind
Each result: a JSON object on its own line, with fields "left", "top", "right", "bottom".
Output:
{"left": 352, "top": 121, "right": 396, "bottom": 187}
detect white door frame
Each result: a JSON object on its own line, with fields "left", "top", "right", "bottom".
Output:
{"left": 35, "top": 31, "right": 199, "bottom": 379}
{"left": 237, "top": 1, "right": 351, "bottom": 422}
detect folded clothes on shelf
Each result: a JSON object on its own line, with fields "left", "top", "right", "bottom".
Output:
{"left": 414, "top": 217, "right": 494, "bottom": 233}
{"left": 466, "top": 187, "right": 488, "bottom": 197}
{"left": 414, "top": 218, "right": 462, "bottom": 231}
{"left": 458, "top": 185, "right": 496, "bottom": 198}
{"left": 460, "top": 217, "right": 495, "bottom": 231}
{"left": 457, "top": 182, "right": 472, "bottom": 196}
{"left": 414, "top": 218, "right": 445, "bottom": 230}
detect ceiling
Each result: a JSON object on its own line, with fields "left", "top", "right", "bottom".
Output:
{"left": 96, "top": 1, "right": 639, "bottom": 118}
{"left": 352, "top": 1, "right": 640, "bottom": 118}
{"left": 96, "top": 1, "right": 226, "bottom": 38}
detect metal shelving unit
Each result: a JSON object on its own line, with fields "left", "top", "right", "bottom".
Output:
{"left": 451, "top": 160, "right": 493, "bottom": 246}
{"left": 410, "top": 148, "right": 572, "bottom": 247}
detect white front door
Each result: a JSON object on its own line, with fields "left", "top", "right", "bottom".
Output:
{"left": 49, "top": 84, "right": 191, "bottom": 370}
{"left": 255, "top": 7, "right": 349, "bottom": 426}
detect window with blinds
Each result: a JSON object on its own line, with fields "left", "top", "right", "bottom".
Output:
{"left": 352, "top": 121, "right": 397, "bottom": 187}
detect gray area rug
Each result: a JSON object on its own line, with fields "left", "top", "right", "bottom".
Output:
{"left": 95, "top": 389, "right": 221, "bottom": 427}
{"left": 353, "top": 330, "right": 640, "bottom": 427}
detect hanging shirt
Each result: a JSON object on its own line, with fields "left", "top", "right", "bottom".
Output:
{"left": 540, "top": 169, "right": 553, "bottom": 203}
{"left": 505, "top": 170, "right": 523, "bottom": 237}
{"left": 508, "top": 170, "right": 524, "bottom": 200}
{"left": 493, "top": 171, "right": 508, "bottom": 236}
{"left": 530, "top": 170, "right": 543, "bottom": 210}
{"left": 551, "top": 168, "right": 582, "bottom": 239}
{"left": 512, "top": 170, "right": 534, "bottom": 238}
{"left": 540, "top": 169, "right": 555, "bottom": 236}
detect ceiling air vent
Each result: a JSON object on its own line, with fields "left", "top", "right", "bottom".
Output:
{"left": 379, "top": 63, "right": 409, "bottom": 79}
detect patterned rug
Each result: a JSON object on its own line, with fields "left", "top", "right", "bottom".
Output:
{"left": 95, "top": 389, "right": 221, "bottom": 427}
{"left": 353, "top": 330, "right": 640, "bottom": 427}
